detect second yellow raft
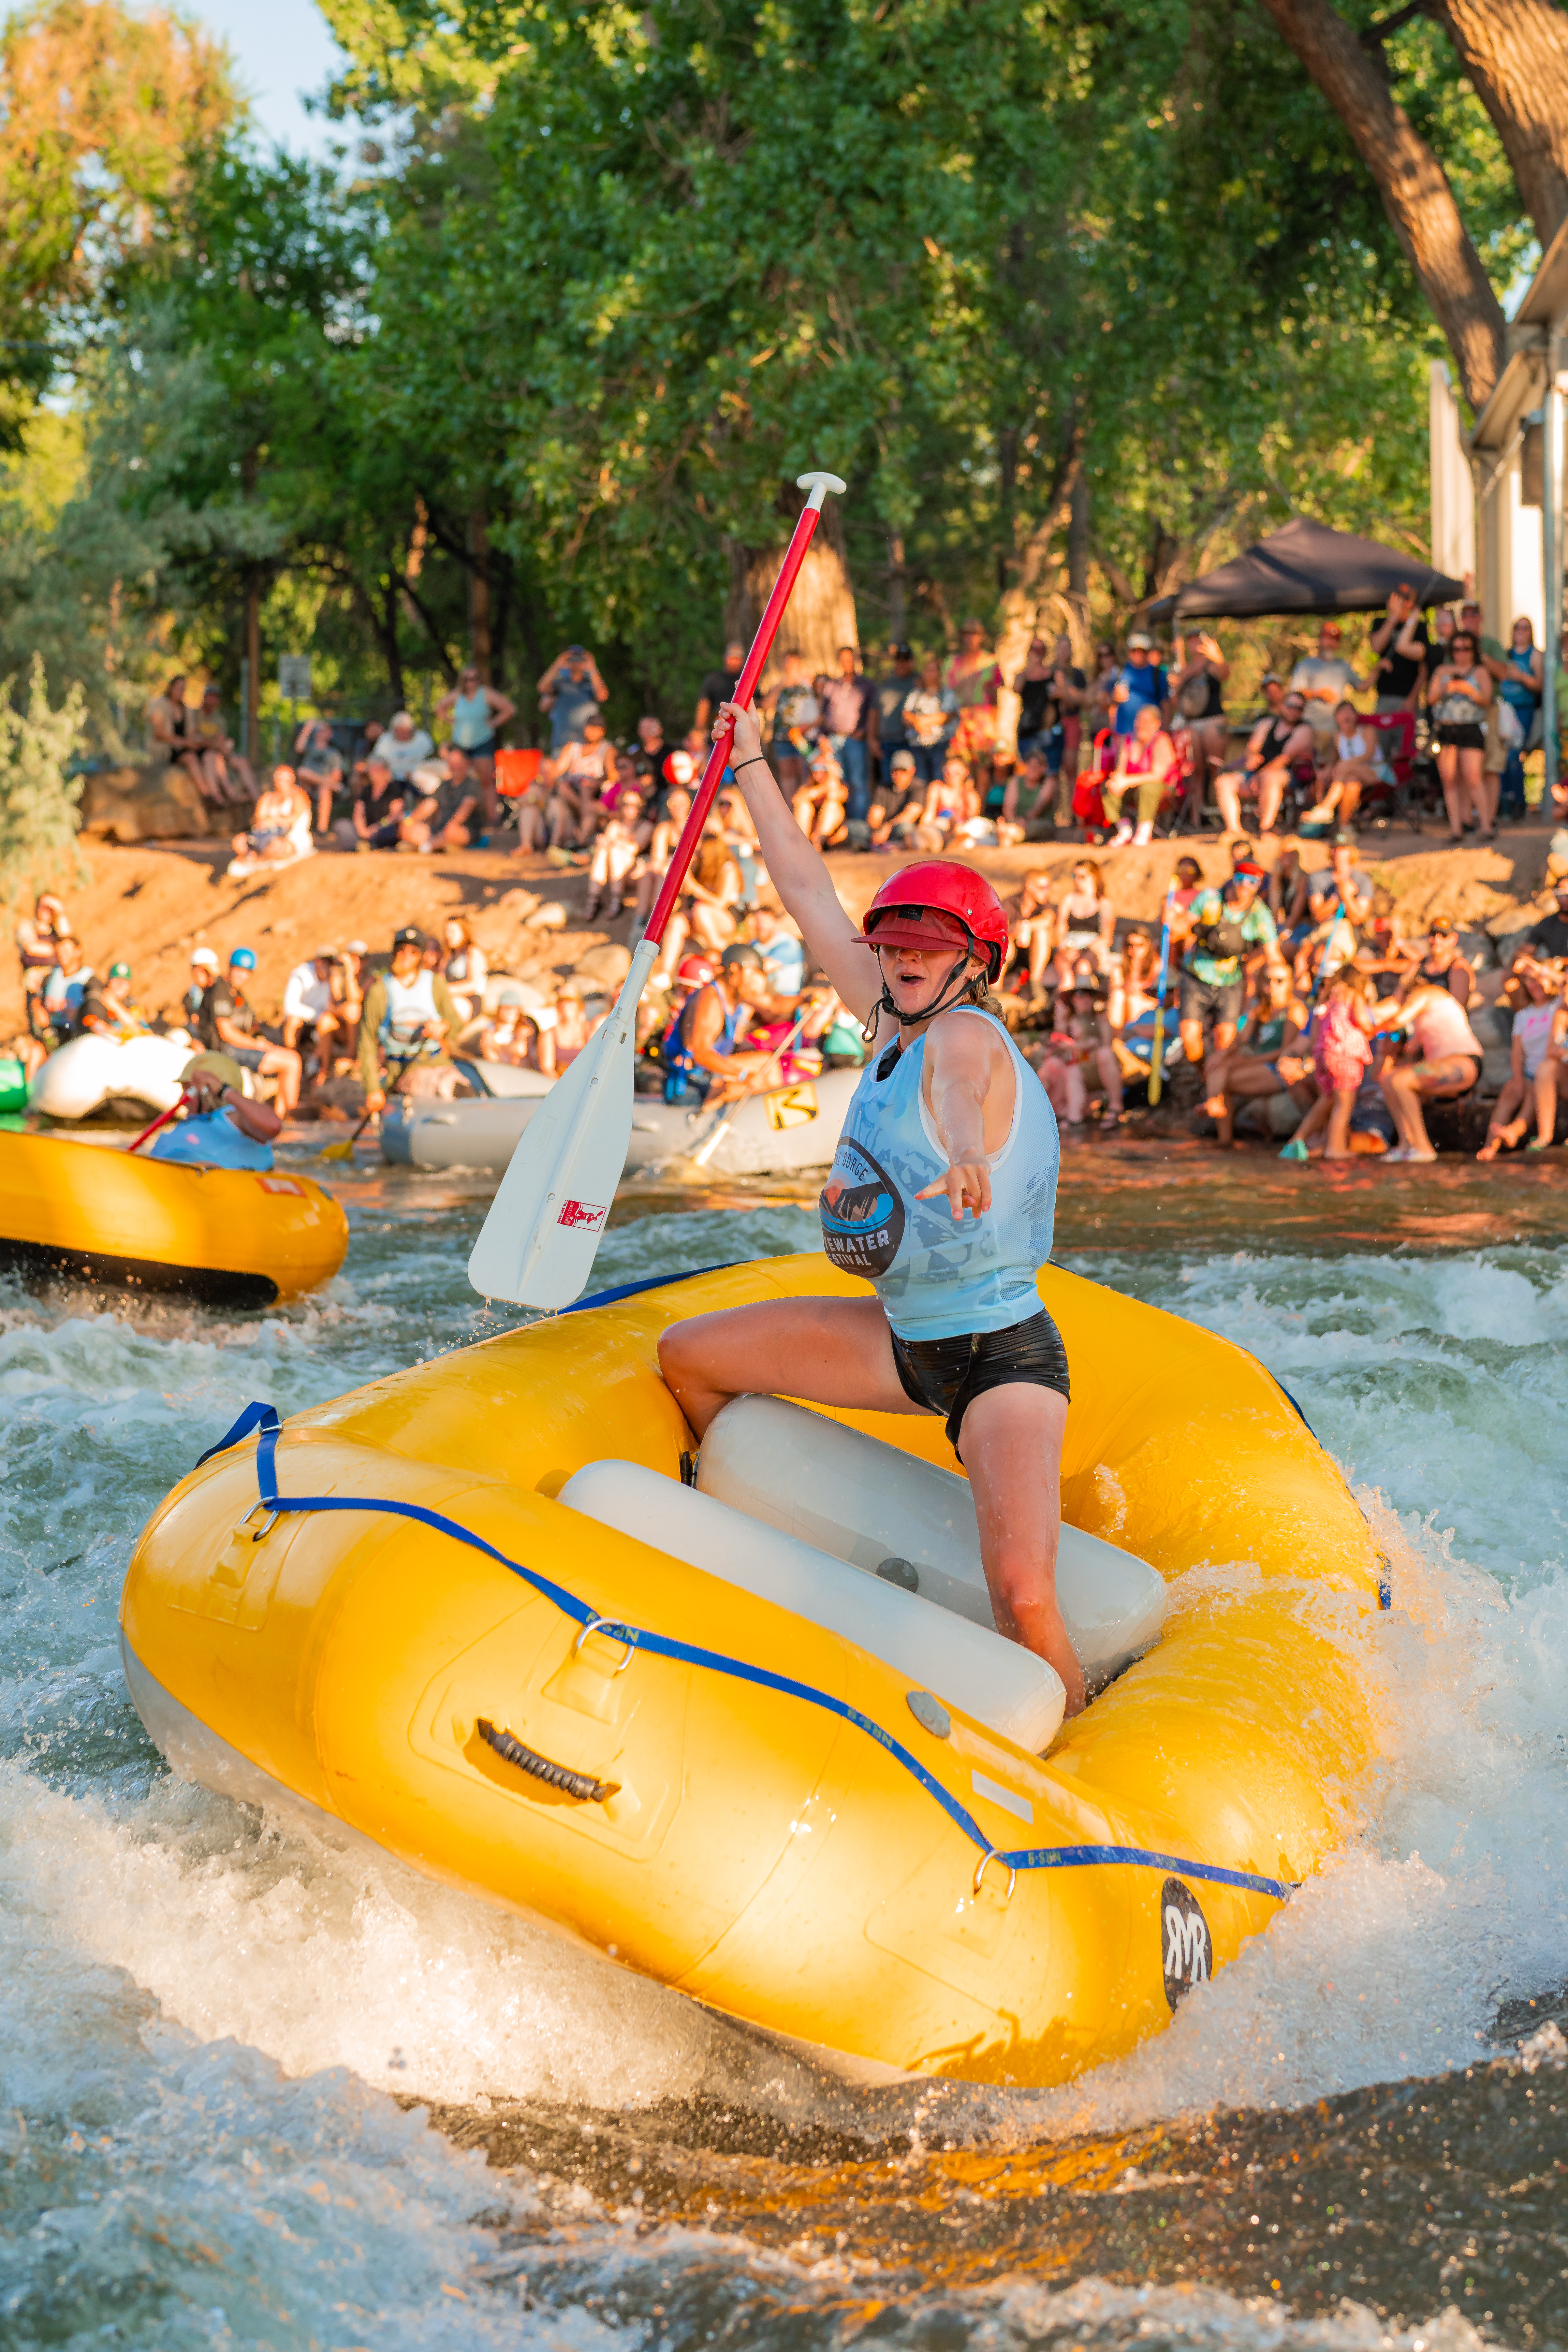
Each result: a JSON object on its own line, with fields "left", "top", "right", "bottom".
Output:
{"left": 119, "top": 1253, "right": 1386, "bottom": 2087}
{"left": 0, "top": 1129, "right": 348, "bottom": 1304}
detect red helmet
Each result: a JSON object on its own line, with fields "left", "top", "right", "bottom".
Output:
{"left": 676, "top": 953, "right": 717, "bottom": 986}
{"left": 860, "top": 860, "right": 1009, "bottom": 982}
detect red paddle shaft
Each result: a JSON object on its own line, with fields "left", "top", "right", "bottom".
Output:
{"left": 127, "top": 1088, "right": 191, "bottom": 1153}
{"left": 643, "top": 472, "right": 844, "bottom": 947}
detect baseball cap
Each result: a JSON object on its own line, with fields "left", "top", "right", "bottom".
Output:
{"left": 392, "top": 925, "right": 424, "bottom": 951}
{"left": 1320, "top": 620, "right": 1343, "bottom": 639}
{"left": 344, "top": 939, "right": 369, "bottom": 954}
{"left": 190, "top": 946, "right": 219, "bottom": 970}
{"left": 1126, "top": 632, "right": 1155, "bottom": 651}
{"left": 1261, "top": 671, "right": 1282, "bottom": 686}
{"left": 228, "top": 946, "right": 256, "bottom": 970}
{"left": 108, "top": 959, "right": 131, "bottom": 980}
{"left": 893, "top": 643, "right": 913, "bottom": 658}
{"left": 890, "top": 749, "right": 916, "bottom": 771}
{"left": 721, "top": 943, "right": 764, "bottom": 972}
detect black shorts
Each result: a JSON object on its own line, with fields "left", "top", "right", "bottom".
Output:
{"left": 226, "top": 1043, "right": 267, "bottom": 1073}
{"left": 891, "top": 1308, "right": 1070, "bottom": 1457}
{"left": 1180, "top": 971, "right": 1244, "bottom": 1029}
{"left": 1435, "top": 722, "right": 1485, "bottom": 752}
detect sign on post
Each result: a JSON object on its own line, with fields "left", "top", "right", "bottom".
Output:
{"left": 277, "top": 655, "right": 312, "bottom": 699}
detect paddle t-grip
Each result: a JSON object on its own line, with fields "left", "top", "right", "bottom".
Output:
{"left": 644, "top": 470, "right": 846, "bottom": 948}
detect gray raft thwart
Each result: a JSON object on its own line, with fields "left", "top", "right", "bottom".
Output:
{"left": 381, "top": 1060, "right": 863, "bottom": 1177}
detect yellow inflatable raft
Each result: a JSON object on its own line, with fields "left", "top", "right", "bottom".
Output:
{"left": 119, "top": 1254, "right": 1386, "bottom": 2087}
{"left": 0, "top": 1130, "right": 348, "bottom": 1305}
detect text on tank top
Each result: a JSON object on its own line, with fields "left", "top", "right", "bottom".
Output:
{"left": 817, "top": 1008, "right": 1060, "bottom": 1342}
{"left": 381, "top": 967, "right": 439, "bottom": 1050}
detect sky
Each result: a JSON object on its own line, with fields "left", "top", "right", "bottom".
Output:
{"left": 182, "top": 0, "right": 350, "bottom": 160}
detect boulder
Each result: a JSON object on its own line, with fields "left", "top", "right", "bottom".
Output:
{"left": 576, "top": 941, "right": 632, "bottom": 988}
{"left": 78, "top": 762, "right": 212, "bottom": 844}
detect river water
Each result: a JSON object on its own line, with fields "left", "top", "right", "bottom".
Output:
{"left": 3, "top": 1144, "right": 1567, "bottom": 2352}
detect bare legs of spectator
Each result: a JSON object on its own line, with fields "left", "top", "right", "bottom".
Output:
{"left": 1380, "top": 1053, "right": 1474, "bottom": 1159}
{"left": 583, "top": 837, "right": 641, "bottom": 920}
{"left": 254, "top": 1045, "right": 303, "bottom": 1118}
{"left": 1214, "top": 761, "right": 1286, "bottom": 836}
{"left": 1438, "top": 744, "right": 1488, "bottom": 840}
{"left": 1532, "top": 1053, "right": 1561, "bottom": 1149}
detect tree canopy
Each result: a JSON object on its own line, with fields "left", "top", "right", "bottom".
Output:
{"left": 0, "top": 0, "right": 1541, "bottom": 749}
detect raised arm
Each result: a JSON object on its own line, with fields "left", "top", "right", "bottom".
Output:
{"left": 718, "top": 699, "right": 876, "bottom": 1019}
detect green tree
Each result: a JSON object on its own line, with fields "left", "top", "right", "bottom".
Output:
{"left": 0, "top": 653, "right": 85, "bottom": 893}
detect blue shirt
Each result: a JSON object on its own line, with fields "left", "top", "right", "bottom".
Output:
{"left": 148, "top": 1106, "right": 273, "bottom": 1171}
{"left": 1113, "top": 663, "right": 1167, "bottom": 734}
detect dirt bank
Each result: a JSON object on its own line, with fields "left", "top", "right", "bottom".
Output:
{"left": 7, "top": 821, "right": 1561, "bottom": 1038}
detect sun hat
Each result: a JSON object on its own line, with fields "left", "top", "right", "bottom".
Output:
{"left": 181, "top": 1051, "right": 246, "bottom": 1092}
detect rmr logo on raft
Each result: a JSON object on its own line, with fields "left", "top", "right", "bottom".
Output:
{"left": 1160, "top": 1876, "right": 1213, "bottom": 2011}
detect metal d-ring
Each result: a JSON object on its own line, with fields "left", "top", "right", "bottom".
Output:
{"left": 573, "top": 1615, "right": 637, "bottom": 1673}
{"left": 972, "top": 1848, "right": 1017, "bottom": 1903}
{"left": 246, "top": 1505, "right": 282, "bottom": 1543}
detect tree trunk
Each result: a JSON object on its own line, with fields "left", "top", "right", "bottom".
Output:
{"left": 724, "top": 483, "right": 859, "bottom": 683}
{"left": 1430, "top": 0, "right": 1568, "bottom": 250}
{"left": 887, "top": 530, "right": 907, "bottom": 647}
{"left": 468, "top": 505, "right": 492, "bottom": 680}
{"left": 1068, "top": 469, "right": 1090, "bottom": 599}
{"left": 244, "top": 579, "right": 260, "bottom": 767}
{"left": 1256, "top": 0, "right": 1506, "bottom": 409}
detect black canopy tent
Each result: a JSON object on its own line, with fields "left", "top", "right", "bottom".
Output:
{"left": 1144, "top": 516, "right": 1463, "bottom": 625}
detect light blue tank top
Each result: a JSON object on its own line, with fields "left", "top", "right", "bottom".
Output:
{"left": 451, "top": 689, "right": 492, "bottom": 749}
{"left": 818, "top": 1008, "right": 1059, "bottom": 1341}
{"left": 148, "top": 1107, "right": 273, "bottom": 1171}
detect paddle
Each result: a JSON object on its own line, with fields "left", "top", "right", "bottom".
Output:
{"left": 467, "top": 469, "right": 846, "bottom": 1307}
{"left": 684, "top": 1005, "right": 811, "bottom": 1171}
{"left": 1146, "top": 875, "right": 1178, "bottom": 1106}
{"left": 126, "top": 1087, "right": 192, "bottom": 1155}
{"left": 319, "top": 1108, "right": 375, "bottom": 1163}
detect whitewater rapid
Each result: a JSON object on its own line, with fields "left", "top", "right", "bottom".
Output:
{"left": 3, "top": 1186, "right": 1566, "bottom": 2348}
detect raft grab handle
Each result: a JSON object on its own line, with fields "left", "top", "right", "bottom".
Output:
{"left": 194, "top": 1403, "right": 1299, "bottom": 1906}
{"left": 476, "top": 1717, "right": 619, "bottom": 1803}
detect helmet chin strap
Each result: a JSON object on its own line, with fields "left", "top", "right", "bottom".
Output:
{"left": 864, "top": 944, "right": 975, "bottom": 1051}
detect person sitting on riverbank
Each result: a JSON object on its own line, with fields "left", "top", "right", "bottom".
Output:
{"left": 359, "top": 926, "right": 463, "bottom": 1114}
{"left": 196, "top": 945, "right": 303, "bottom": 1116}
{"left": 478, "top": 988, "right": 555, "bottom": 1075}
{"left": 1005, "top": 868, "right": 1058, "bottom": 1011}
{"left": 192, "top": 686, "right": 257, "bottom": 806}
{"left": 1288, "top": 968, "right": 1379, "bottom": 1161}
{"left": 1034, "top": 966, "right": 1122, "bottom": 1132}
{"left": 1379, "top": 980, "right": 1485, "bottom": 1162}
{"left": 583, "top": 788, "right": 652, "bottom": 921}
{"left": 283, "top": 948, "right": 357, "bottom": 1087}
{"left": 1477, "top": 956, "right": 1566, "bottom": 1159}
{"left": 793, "top": 738, "right": 849, "bottom": 849}
{"left": 228, "top": 768, "right": 313, "bottom": 878}
{"left": 40, "top": 937, "right": 95, "bottom": 1045}
{"left": 15, "top": 892, "right": 71, "bottom": 1043}
{"left": 148, "top": 1055, "right": 282, "bottom": 1171}
{"left": 1206, "top": 961, "right": 1313, "bottom": 1146}
{"left": 1052, "top": 859, "right": 1117, "bottom": 985}
{"left": 1399, "top": 913, "right": 1473, "bottom": 1007}
{"left": 1176, "top": 863, "right": 1287, "bottom": 1126}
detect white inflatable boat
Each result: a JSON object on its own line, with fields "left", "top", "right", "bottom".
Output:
{"left": 29, "top": 1032, "right": 191, "bottom": 1122}
{"left": 381, "top": 1059, "right": 863, "bottom": 1177}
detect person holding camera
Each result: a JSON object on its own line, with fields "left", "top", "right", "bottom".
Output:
{"left": 1174, "top": 863, "right": 1288, "bottom": 1124}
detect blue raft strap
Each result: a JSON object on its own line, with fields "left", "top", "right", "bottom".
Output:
{"left": 196, "top": 1400, "right": 1297, "bottom": 1905}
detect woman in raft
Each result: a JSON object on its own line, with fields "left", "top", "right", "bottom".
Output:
{"left": 659, "top": 698, "right": 1081, "bottom": 1715}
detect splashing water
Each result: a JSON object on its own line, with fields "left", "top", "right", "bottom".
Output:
{"left": 3, "top": 1156, "right": 1566, "bottom": 2349}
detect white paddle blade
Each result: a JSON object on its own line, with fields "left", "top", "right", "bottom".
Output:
{"left": 466, "top": 944, "right": 655, "bottom": 1308}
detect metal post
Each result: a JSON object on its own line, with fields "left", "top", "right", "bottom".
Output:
{"left": 1544, "top": 335, "right": 1563, "bottom": 804}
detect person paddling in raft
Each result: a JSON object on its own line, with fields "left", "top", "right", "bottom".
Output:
{"left": 659, "top": 698, "right": 1081, "bottom": 1716}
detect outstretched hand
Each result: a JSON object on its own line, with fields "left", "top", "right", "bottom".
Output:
{"left": 915, "top": 1159, "right": 992, "bottom": 1220}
